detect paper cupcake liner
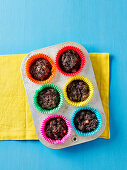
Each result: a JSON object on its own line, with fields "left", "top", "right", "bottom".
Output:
{"left": 40, "top": 114, "right": 72, "bottom": 145}
{"left": 71, "top": 106, "right": 102, "bottom": 136}
{"left": 25, "top": 53, "right": 55, "bottom": 84}
{"left": 33, "top": 84, "right": 63, "bottom": 114}
{"left": 63, "top": 76, "right": 94, "bottom": 107}
{"left": 55, "top": 46, "right": 85, "bottom": 76}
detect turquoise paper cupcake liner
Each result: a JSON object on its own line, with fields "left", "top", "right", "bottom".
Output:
{"left": 71, "top": 106, "right": 102, "bottom": 136}
{"left": 33, "top": 84, "right": 63, "bottom": 114}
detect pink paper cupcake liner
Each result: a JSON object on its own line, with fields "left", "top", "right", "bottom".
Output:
{"left": 55, "top": 46, "right": 85, "bottom": 76}
{"left": 40, "top": 114, "right": 72, "bottom": 145}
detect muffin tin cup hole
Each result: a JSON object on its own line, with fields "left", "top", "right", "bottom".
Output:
{"left": 72, "top": 135, "right": 78, "bottom": 142}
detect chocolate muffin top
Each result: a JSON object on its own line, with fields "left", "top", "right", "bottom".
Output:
{"left": 58, "top": 49, "right": 81, "bottom": 73}
{"left": 29, "top": 58, "right": 52, "bottom": 81}
{"left": 67, "top": 80, "right": 89, "bottom": 102}
{"left": 45, "top": 117, "right": 68, "bottom": 140}
{"left": 37, "top": 88, "right": 60, "bottom": 110}
{"left": 73, "top": 109, "right": 98, "bottom": 133}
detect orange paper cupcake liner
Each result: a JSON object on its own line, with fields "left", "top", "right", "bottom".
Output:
{"left": 25, "top": 53, "right": 55, "bottom": 84}
{"left": 55, "top": 46, "right": 85, "bottom": 76}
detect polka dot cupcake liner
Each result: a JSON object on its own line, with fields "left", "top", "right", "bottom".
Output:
{"left": 63, "top": 76, "right": 94, "bottom": 107}
{"left": 25, "top": 53, "right": 55, "bottom": 84}
{"left": 40, "top": 114, "right": 72, "bottom": 145}
{"left": 33, "top": 84, "right": 63, "bottom": 114}
{"left": 71, "top": 106, "right": 102, "bottom": 136}
{"left": 55, "top": 46, "right": 85, "bottom": 76}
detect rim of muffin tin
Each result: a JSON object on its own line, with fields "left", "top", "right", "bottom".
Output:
{"left": 63, "top": 76, "right": 94, "bottom": 107}
{"left": 25, "top": 53, "right": 55, "bottom": 84}
{"left": 71, "top": 106, "right": 102, "bottom": 136}
{"left": 33, "top": 84, "right": 63, "bottom": 114}
{"left": 40, "top": 114, "right": 72, "bottom": 145}
{"left": 55, "top": 46, "right": 85, "bottom": 76}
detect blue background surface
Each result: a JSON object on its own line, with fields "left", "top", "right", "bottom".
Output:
{"left": 0, "top": 0, "right": 127, "bottom": 170}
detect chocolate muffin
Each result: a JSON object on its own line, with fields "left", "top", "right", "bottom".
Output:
{"left": 58, "top": 49, "right": 81, "bottom": 73}
{"left": 73, "top": 109, "right": 98, "bottom": 133}
{"left": 44, "top": 117, "right": 68, "bottom": 140}
{"left": 29, "top": 58, "right": 52, "bottom": 81}
{"left": 37, "top": 88, "right": 60, "bottom": 110}
{"left": 67, "top": 80, "right": 89, "bottom": 102}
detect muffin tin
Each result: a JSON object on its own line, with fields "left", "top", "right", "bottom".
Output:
{"left": 21, "top": 42, "right": 106, "bottom": 149}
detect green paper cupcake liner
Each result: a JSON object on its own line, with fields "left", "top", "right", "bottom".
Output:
{"left": 33, "top": 84, "right": 63, "bottom": 114}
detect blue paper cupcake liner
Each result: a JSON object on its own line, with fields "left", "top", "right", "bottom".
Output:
{"left": 71, "top": 106, "right": 102, "bottom": 136}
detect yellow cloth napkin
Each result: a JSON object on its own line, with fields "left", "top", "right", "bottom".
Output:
{"left": 0, "top": 53, "right": 110, "bottom": 140}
